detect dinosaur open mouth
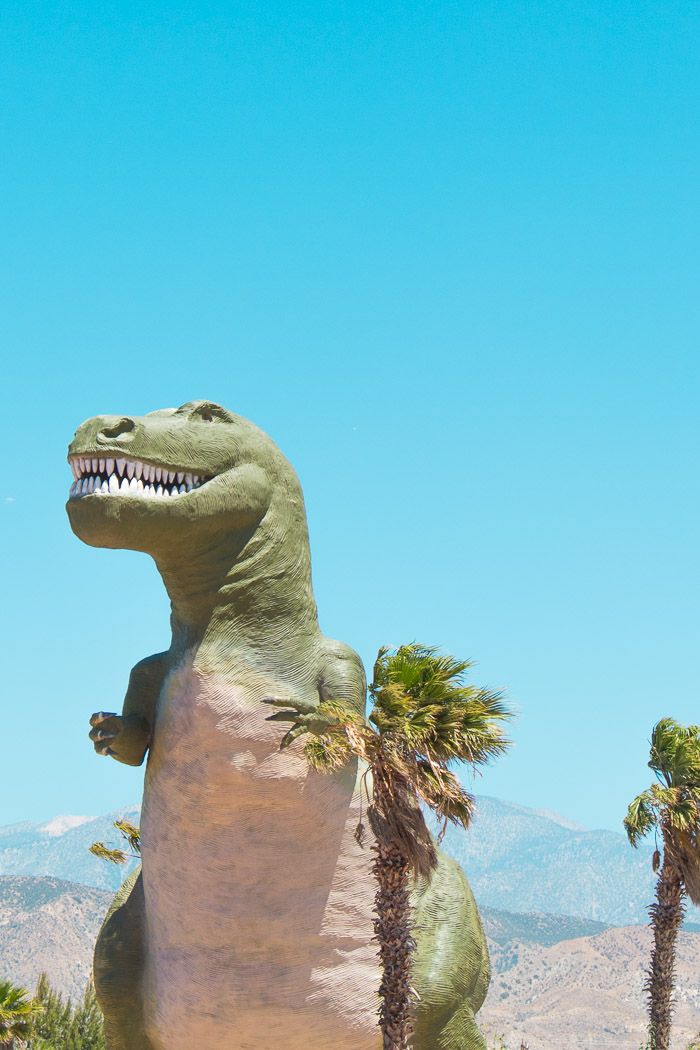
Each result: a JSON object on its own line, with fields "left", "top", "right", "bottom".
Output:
{"left": 68, "top": 456, "right": 210, "bottom": 500}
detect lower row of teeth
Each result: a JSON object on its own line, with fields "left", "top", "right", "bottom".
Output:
{"left": 70, "top": 475, "right": 199, "bottom": 498}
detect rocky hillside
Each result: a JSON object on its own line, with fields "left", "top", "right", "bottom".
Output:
{"left": 480, "top": 925, "right": 700, "bottom": 1050}
{"left": 481, "top": 905, "right": 608, "bottom": 949}
{"left": 0, "top": 876, "right": 111, "bottom": 1000}
{"left": 2, "top": 874, "right": 699, "bottom": 1049}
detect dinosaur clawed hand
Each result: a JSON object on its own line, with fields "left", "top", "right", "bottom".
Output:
{"left": 262, "top": 697, "right": 339, "bottom": 750}
{"left": 89, "top": 712, "right": 124, "bottom": 756}
{"left": 88, "top": 711, "right": 151, "bottom": 766}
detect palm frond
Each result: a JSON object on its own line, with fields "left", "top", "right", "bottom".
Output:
{"left": 304, "top": 734, "right": 353, "bottom": 771}
{"left": 649, "top": 719, "right": 700, "bottom": 787}
{"left": 667, "top": 827, "right": 700, "bottom": 906}
{"left": 0, "top": 979, "right": 38, "bottom": 1040}
{"left": 89, "top": 841, "right": 129, "bottom": 865}
{"left": 113, "top": 819, "right": 141, "bottom": 855}
{"left": 369, "top": 753, "right": 438, "bottom": 878}
{"left": 625, "top": 791, "right": 657, "bottom": 846}
{"left": 627, "top": 719, "right": 700, "bottom": 901}
{"left": 268, "top": 643, "right": 511, "bottom": 882}
{"left": 369, "top": 646, "right": 512, "bottom": 770}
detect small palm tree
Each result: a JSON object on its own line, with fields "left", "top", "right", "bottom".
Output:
{"left": 266, "top": 643, "right": 511, "bottom": 1050}
{"left": 0, "top": 979, "right": 37, "bottom": 1048}
{"left": 624, "top": 718, "right": 700, "bottom": 1050}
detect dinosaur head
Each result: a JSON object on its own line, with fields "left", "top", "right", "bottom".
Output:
{"left": 66, "top": 400, "right": 288, "bottom": 557}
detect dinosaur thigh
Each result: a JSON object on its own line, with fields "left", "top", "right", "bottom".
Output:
{"left": 94, "top": 869, "right": 155, "bottom": 1050}
{"left": 411, "top": 855, "right": 490, "bottom": 1050}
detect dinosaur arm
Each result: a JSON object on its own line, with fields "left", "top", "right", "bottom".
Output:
{"left": 264, "top": 641, "right": 367, "bottom": 747}
{"left": 318, "top": 640, "right": 367, "bottom": 716}
{"left": 89, "top": 652, "right": 168, "bottom": 767}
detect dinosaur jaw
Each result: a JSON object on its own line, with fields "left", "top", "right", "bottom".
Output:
{"left": 67, "top": 455, "right": 212, "bottom": 501}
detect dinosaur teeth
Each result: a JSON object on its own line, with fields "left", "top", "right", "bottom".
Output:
{"left": 67, "top": 456, "right": 211, "bottom": 500}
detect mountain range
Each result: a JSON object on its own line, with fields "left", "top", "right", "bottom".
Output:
{"left": 2, "top": 795, "right": 695, "bottom": 925}
{"left": 2, "top": 873, "right": 698, "bottom": 1049}
{"left": 0, "top": 807, "right": 140, "bottom": 892}
{"left": 3, "top": 793, "right": 700, "bottom": 1050}
{"left": 435, "top": 794, "right": 700, "bottom": 925}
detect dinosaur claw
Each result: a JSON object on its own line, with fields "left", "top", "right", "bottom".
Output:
{"left": 90, "top": 711, "right": 118, "bottom": 727}
{"left": 280, "top": 725, "right": 307, "bottom": 749}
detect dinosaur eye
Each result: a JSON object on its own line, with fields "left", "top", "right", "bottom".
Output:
{"left": 185, "top": 401, "right": 235, "bottom": 424}
{"left": 189, "top": 403, "right": 216, "bottom": 423}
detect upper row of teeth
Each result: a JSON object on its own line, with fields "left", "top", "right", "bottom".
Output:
{"left": 69, "top": 456, "right": 204, "bottom": 486}
{"left": 69, "top": 475, "right": 196, "bottom": 498}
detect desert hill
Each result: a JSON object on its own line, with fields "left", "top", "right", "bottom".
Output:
{"left": 3, "top": 874, "right": 700, "bottom": 1050}
{"left": 480, "top": 924, "right": 700, "bottom": 1050}
{"left": 4, "top": 800, "right": 700, "bottom": 1048}
{"left": 0, "top": 875, "right": 111, "bottom": 1000}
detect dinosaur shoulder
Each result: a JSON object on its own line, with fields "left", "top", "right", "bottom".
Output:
{"left": 317, "top": 638, "right": 367, "bottom": 713}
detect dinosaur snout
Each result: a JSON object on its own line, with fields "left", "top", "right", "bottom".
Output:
{"left": 97, "top": 416, "right": 137, "bottom": 444}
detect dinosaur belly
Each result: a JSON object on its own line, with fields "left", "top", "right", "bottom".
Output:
{"left": 140, "top": 661, "right": 380, "bottom": 1050}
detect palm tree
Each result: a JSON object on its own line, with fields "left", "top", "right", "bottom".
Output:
{"left": 265, "top": 643, "right": 511, "bottom": 1050}
{"left": 0, "top": 979, "right": 36, "bottom": 1048}
{"left": 624, "top": 718, "right": 700, "bottom": 1050}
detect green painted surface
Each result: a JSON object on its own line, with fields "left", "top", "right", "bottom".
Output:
{"left": 67, "top": 401, "right": 489, "bottom": 1049}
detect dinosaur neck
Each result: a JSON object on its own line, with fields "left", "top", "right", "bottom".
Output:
{"left": 154, "top": 506, "right": 320, "bottom": 661}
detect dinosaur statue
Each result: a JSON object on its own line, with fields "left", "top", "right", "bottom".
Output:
{"left": 66, "top": 401, "right": 490, "bottom": 1050}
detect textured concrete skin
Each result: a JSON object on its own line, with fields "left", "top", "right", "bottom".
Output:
{"left": 66, "top": 401, "right": 490, "bottom": 1050}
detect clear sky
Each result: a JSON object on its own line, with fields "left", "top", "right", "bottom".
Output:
{"left": 1, "top": 0, "right": 698, "bottom": 830}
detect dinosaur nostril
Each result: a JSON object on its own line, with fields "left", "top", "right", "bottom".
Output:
{"left": 97, "top": 417, "right": 136, "bottom": 443}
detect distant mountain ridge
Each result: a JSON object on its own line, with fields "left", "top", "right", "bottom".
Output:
{"left": 480, "top": 906, "right": 607, "bottom": 950}
{"left": 434, "top": 794, "right": 699, "bottom": 926}
{"left": 2, "top": 795, "right": 692, "bottom": 926}
{"left": 0, "top": 807, "right": 140, "bottom": 892}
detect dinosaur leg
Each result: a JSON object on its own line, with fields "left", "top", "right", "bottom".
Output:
{"left": 431, "top": 1000, "right": 489, "bottom": 1050}
{"left": 412, "top": 855, "right": 491, "bottom": 1050}
{"left": 94, "top": 869, "right": 154, "bottom": 1050}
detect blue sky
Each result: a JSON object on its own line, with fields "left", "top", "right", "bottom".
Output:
{"left": 1, "top": 0, "right": 698, "bottom": 830}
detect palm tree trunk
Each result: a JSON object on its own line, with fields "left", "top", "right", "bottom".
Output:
{"left": 371, "top": 837, "right": 416, "bottom": 1050}
{"left": 646, "top": 856, "right": 684, "bottom": 1050}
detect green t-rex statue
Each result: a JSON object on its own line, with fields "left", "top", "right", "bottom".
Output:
{"left": 66, "top": 401, "right": 490, "bottom": 1050}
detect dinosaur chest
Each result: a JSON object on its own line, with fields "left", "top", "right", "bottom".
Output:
{"left": 139, "top": 661, "right": 380, "bottom": 1049}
